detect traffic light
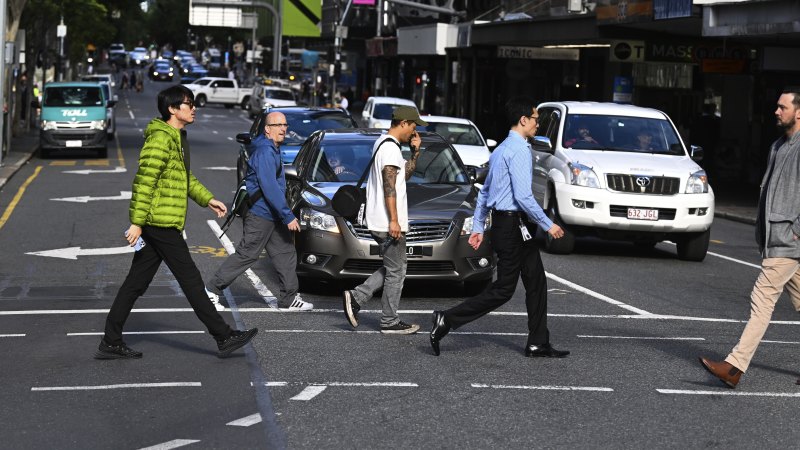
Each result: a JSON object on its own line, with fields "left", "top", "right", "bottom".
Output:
{"left": 415, "top": 75, "right": 422, "bottom": 85}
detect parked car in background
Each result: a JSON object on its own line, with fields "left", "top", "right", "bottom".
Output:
{"left": 533, "top": 101, "right": 714, "bottom": 261}
{"left": 185, "top": 77, "right": 251, "bottom": 109}
{"left": 247, "top": 83, "right": 297, "bottom": 117}
{"left": 108, "top": 43, "right": 127, "bottom": 68}
{"left": 180, "top": 63, "right": 208, "bottom": 84}
{"left": 150, "top": 60, "right": 174, "bottom": 81}
{"left": 281, "top": 129, "right": 494, "bottom": 292}
{"left": 361, "top": 96, "right": 417, "bottom": 128}
{"left": 417, "top": 115, "right": 496, "bottom": 169}
{"left": 128, "top": 47, "right": 149, "bottom": 66}
{"left": 236, "top": 106, "right": 359, "bottom": 180}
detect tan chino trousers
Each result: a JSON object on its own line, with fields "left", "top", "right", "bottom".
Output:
{"left": 726, "top": 257, "right": 800, "bottom": 372}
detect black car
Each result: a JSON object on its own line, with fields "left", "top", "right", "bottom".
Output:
{"left": 150, "top": 60, "right": 174, "bottom": 81}
{"left": 235, "top": 106, "right": 359, "bottom": 181}
{"left": 281, "top": 129, "right": 495, "bottom": 292}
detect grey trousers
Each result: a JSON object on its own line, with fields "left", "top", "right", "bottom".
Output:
{"left": 351, "top": 231, "right": 407, "bottom": 327}
{"left": 209, "top": 212, "right": 298, "bottom": 306}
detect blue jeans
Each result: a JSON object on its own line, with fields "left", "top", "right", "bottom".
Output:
{"left": 351, "top": 231, "right": 407, "bottom": 327}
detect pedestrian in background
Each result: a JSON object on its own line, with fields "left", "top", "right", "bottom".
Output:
{"left": 429, "top": 96, "right": 569, "bottom": 358}
{"left": 205, "top": 112, "right": 313, "bottom": 312}
{"left": 342, "top": 106, "right": 427, "bottom": 334}
{"left": 95, "top": 85, "right": 257, "bottom": 360}
{"left": 699, "top": 87, "right": 800, "bottom": 388}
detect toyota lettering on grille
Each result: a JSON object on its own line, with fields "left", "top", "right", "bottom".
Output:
{"left": 635, "top": 176, "right": 651, "bottom": 192}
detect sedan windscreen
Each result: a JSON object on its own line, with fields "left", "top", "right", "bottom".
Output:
{"left": 308, "top": 135, "right": 469, "bottom": 185}
{"left": 418, "top": 122, "right": 484, "bottom": 146}
{"left": 562, "top": 114, "right": 684, "bottom": 155}
{"left": 281, "top": 112, "right": 355, "bottom": 145}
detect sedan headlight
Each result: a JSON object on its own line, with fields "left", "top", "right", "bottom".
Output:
{"left": 685, "top": 170, "right": 709, "bottom": 194}
{"left": 300, "top": 208, "right": 340, "bottom": 233}
{"left": 461, "top": 215, "right": 491, "bottom": 235}
{"left": 41, "top": 120, "right": 57, "bottom": 130}
{"left": 88, "top": 120, "right": 105, "bottom": 130}
{"left": 568, "top": 162, "right": 601, "bottom": 188}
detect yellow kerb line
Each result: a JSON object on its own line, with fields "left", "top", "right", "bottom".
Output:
{"left": 0, "top": 166, "right": 43, "bottom": 232}
{"left": 116, "top": 134, "right": 125, "bottom": 167}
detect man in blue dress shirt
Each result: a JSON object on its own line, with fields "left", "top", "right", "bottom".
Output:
{"left": 429, "top": 97, "right": 570, "bottom": 358}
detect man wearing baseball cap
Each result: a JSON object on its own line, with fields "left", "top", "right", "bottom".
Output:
{"left": 342, "top": 105, "right": 427, "bottom": 334}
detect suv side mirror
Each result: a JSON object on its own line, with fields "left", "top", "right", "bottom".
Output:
{"left": 689, "top": 145, "right": 704, "bottom": 162}
{"left": 486, "top": 139, "right": 497, "bottom": 149}
{"left": 106, "top": 100, "right": 117, "bottom": 108}
{"left": 236, "top": 132, "right": 252, "bottom": 145}
{"left": 284, "top": 164, "right": 299, "bottom": 180}
{"left": 468, "top": 167, "right": 488, "bottom": 184}
{"left": 532, "top": 136, "right": 554, "bottom": 153}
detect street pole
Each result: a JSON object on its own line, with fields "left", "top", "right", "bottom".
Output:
{"left": 0, "top": 0, "right": 7, "bottom": 167}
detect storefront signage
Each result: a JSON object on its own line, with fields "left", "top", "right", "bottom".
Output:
{"left": 610, "top": 40, "right": 645, "bottom": 62}
{"left": 596, "top": 0, "right": 654, "bottom": 25}
{"left": 654, "top": 0, "right": 692, "bottom": 19}
{"left": 613, "top": 76, "right": 633, "bottom": 103}
{"left": 497, "top": 46, "right": 579, "bottom": 61}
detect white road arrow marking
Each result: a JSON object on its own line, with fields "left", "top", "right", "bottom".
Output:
{"left": 290, "top": 385, "right": 327, "bottom": 401}
{"left": 26, "top": 245, "right": 134, "bottom": 260}
{"left": 202, "top": 166, "right": 236, "bottom": 171}
{"left": 63, "top": 166, "right": 127, "bottom": 175}
{"left": 137, "top": 439, "right": 201, "bottom": 450}
{"left": 51, "top": 191, "right": 132, "bottom": 203}
{"left": 227, "top": 413, "right": 263, "bottom": 427}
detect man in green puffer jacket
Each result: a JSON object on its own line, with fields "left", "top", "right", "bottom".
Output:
{"left": 95, "top": 85, "right": 258, "bottom": 360}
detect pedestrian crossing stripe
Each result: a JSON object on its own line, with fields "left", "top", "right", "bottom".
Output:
{"left": 284, "top": 0, "right": 321, "bottom": 37}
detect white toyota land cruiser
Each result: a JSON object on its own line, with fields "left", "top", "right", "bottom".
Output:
{"left": 532, "top": 102, "right": 714, "bottom": 261}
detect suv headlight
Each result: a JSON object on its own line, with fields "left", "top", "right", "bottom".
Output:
{"left": 300, "top": 208, "right": 340, "bottom": 233}
{"left": 685, "top": 170, "right": 708, "bottom": 194}
{"left": 41, "top": 120, "right": 57, "bottom": 130}
{"left": 569, "top": 162, "right": 601, "bottom": 188}
{"left": 461, "top": 215, "right": 491, "bottom": 235}
{"left": 89, "top": 120, "right": 105, "bottom": 130}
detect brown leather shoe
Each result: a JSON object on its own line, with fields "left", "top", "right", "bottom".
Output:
{"left": 699, "top": 357, "right": 742, "bottom": 388}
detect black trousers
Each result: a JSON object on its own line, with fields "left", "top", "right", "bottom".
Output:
{"left": 103, "top": 226, "right": 232, "bottom": 345}
{"left": 444, "top": 212, "right": 549, "bottom": 347}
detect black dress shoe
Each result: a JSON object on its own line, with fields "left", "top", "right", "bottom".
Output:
{"left": 525, "top": 343, "right": 569, "bottom": 358}
{"left": 430, "top": 311, "right": 451, "bottom": 356}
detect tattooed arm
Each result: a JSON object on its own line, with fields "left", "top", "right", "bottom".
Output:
{"left": 382, "top": 165, "right": 401, "bottom": 238}
{"left": 404, "top": 150, "right": 420, "bottom": 180}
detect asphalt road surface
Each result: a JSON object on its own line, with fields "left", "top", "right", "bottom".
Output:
{"left": 1, "top": 77, "right": 798, "bottom": 450}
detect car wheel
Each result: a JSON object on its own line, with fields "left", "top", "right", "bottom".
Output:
{"left": 195, "top": 95, "right": 207, "bottom": 107}
{"left": 675, "top": 229, "right": 710, "bottom": 262}
{"left": 463, "top": 278, "right": 492, "bottom": 296}
{"left": 544, "top": 200, "right": 575, "bottom": 255}
{"left": 242, "top": 98, "right": 250, "bottom": 110}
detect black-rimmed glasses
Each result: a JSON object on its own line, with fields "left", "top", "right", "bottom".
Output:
{"left": 181, "top": 101, "right": 195, "bottom": 108}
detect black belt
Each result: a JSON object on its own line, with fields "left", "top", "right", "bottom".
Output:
{"left": 492, "top": 209, "right": 523, "bottom": 217}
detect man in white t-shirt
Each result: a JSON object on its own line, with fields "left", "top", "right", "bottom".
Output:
{"left": 339, "top": 92, "right": 349, "bottom": 110}
{"left": 342, "top": 106, "right": 427, "bottom": 334}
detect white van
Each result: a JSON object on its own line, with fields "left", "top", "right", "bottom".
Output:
{"left": 361, "top": 96, "right": 418, "bottom": 128}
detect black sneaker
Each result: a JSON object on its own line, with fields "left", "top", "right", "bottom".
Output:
{"left": 380, "top": 321, "right": 420, "bottom": 335}
{"left": 94, "top": 340, "right": 143, "bottom": 360}
{"left": 217, "top": 328, "right": 258, "bottom": 358}
{"left": 343, "top": 290, "right": 360, "bottom": 328}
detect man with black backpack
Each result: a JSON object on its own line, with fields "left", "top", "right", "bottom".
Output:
{"left": 342, "top": 106, "right": 427, "bottom": 334}
{"left": 205, "top": 111, "right": 313, "bottom": 312}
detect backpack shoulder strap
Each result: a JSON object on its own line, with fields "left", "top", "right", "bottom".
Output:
{"left": 355, "top": 137, "right": 401, "bottom": 188}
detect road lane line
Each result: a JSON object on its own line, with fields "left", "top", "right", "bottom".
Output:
{"left": 472, "top": 383, "right": 613, "bottom": 392}
{"left": 138, "top": 439, "right": 200, "bottom": 450}
{"left": 116, "top": 133, "right": 125, "bottom": 166}
{"left": 207, "top": 220, "right": 277, "bottom": 304}
{"left": 545, "top": 271, "right": 652, "bottom": 315}
{"left": 657, "top": 389, "right": 800, "bottom": 397}
{"left": 0, "top": 165, "right": 42, "bottom": 232}
{"left": 707, "top": 250, "right": 761, "bottom": 269}
{"left": 31, "top": 382, "right": 202, "bottom": 391}
{"left": 67, "top": 331, "right": 205, "bottom": 336}
{"left": 0, "top": 334, "right": 25, "bottom": 337}
{"left": 290, "top": 385, "right": 327, "bottom": 401}
{"left": 577, "top": 335, "right": 705, "bottom": 341}
{"left": 227, "top": 413, "right": 263, "bottom": 427}
{"left": 128, "top": 110, "right": 135, "bottom": 120}
{"left": 251, "top": 382, "right": 289, "bottom": 387}
{"left": 762, "top": 339, "right": 800, "bottom": 344}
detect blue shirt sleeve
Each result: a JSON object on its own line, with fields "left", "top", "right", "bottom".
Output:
{"left": 509, "top": 147, "right": 553, "bottom": 232}
{"left": 471, "top": 170, "right": 492, "bottom": 234}
{"left": 252, "top": 142, "right": 295, "bottom": 224}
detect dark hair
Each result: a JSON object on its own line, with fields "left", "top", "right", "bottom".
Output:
{"left": 390, "top": 119, "right": 403, "bottom": 128}
{"left": 782, "top": 86, "right": 800, "bottom": 108}
{"left": 157, "top": 85, "right": 194, "bottom": 121}
{"left": 505, "top": 96, "right": 537, "bottom": 128}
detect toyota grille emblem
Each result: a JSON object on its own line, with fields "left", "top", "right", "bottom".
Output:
{"left": 635, "top": 176, "right": 651, "bottom": 188}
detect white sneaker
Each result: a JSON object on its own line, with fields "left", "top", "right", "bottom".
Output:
{"left": 205, "top": 287, "right": 225, "bottom": 312}
{"left": 285, "top": 295, "right": 313, "bottom": 311}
